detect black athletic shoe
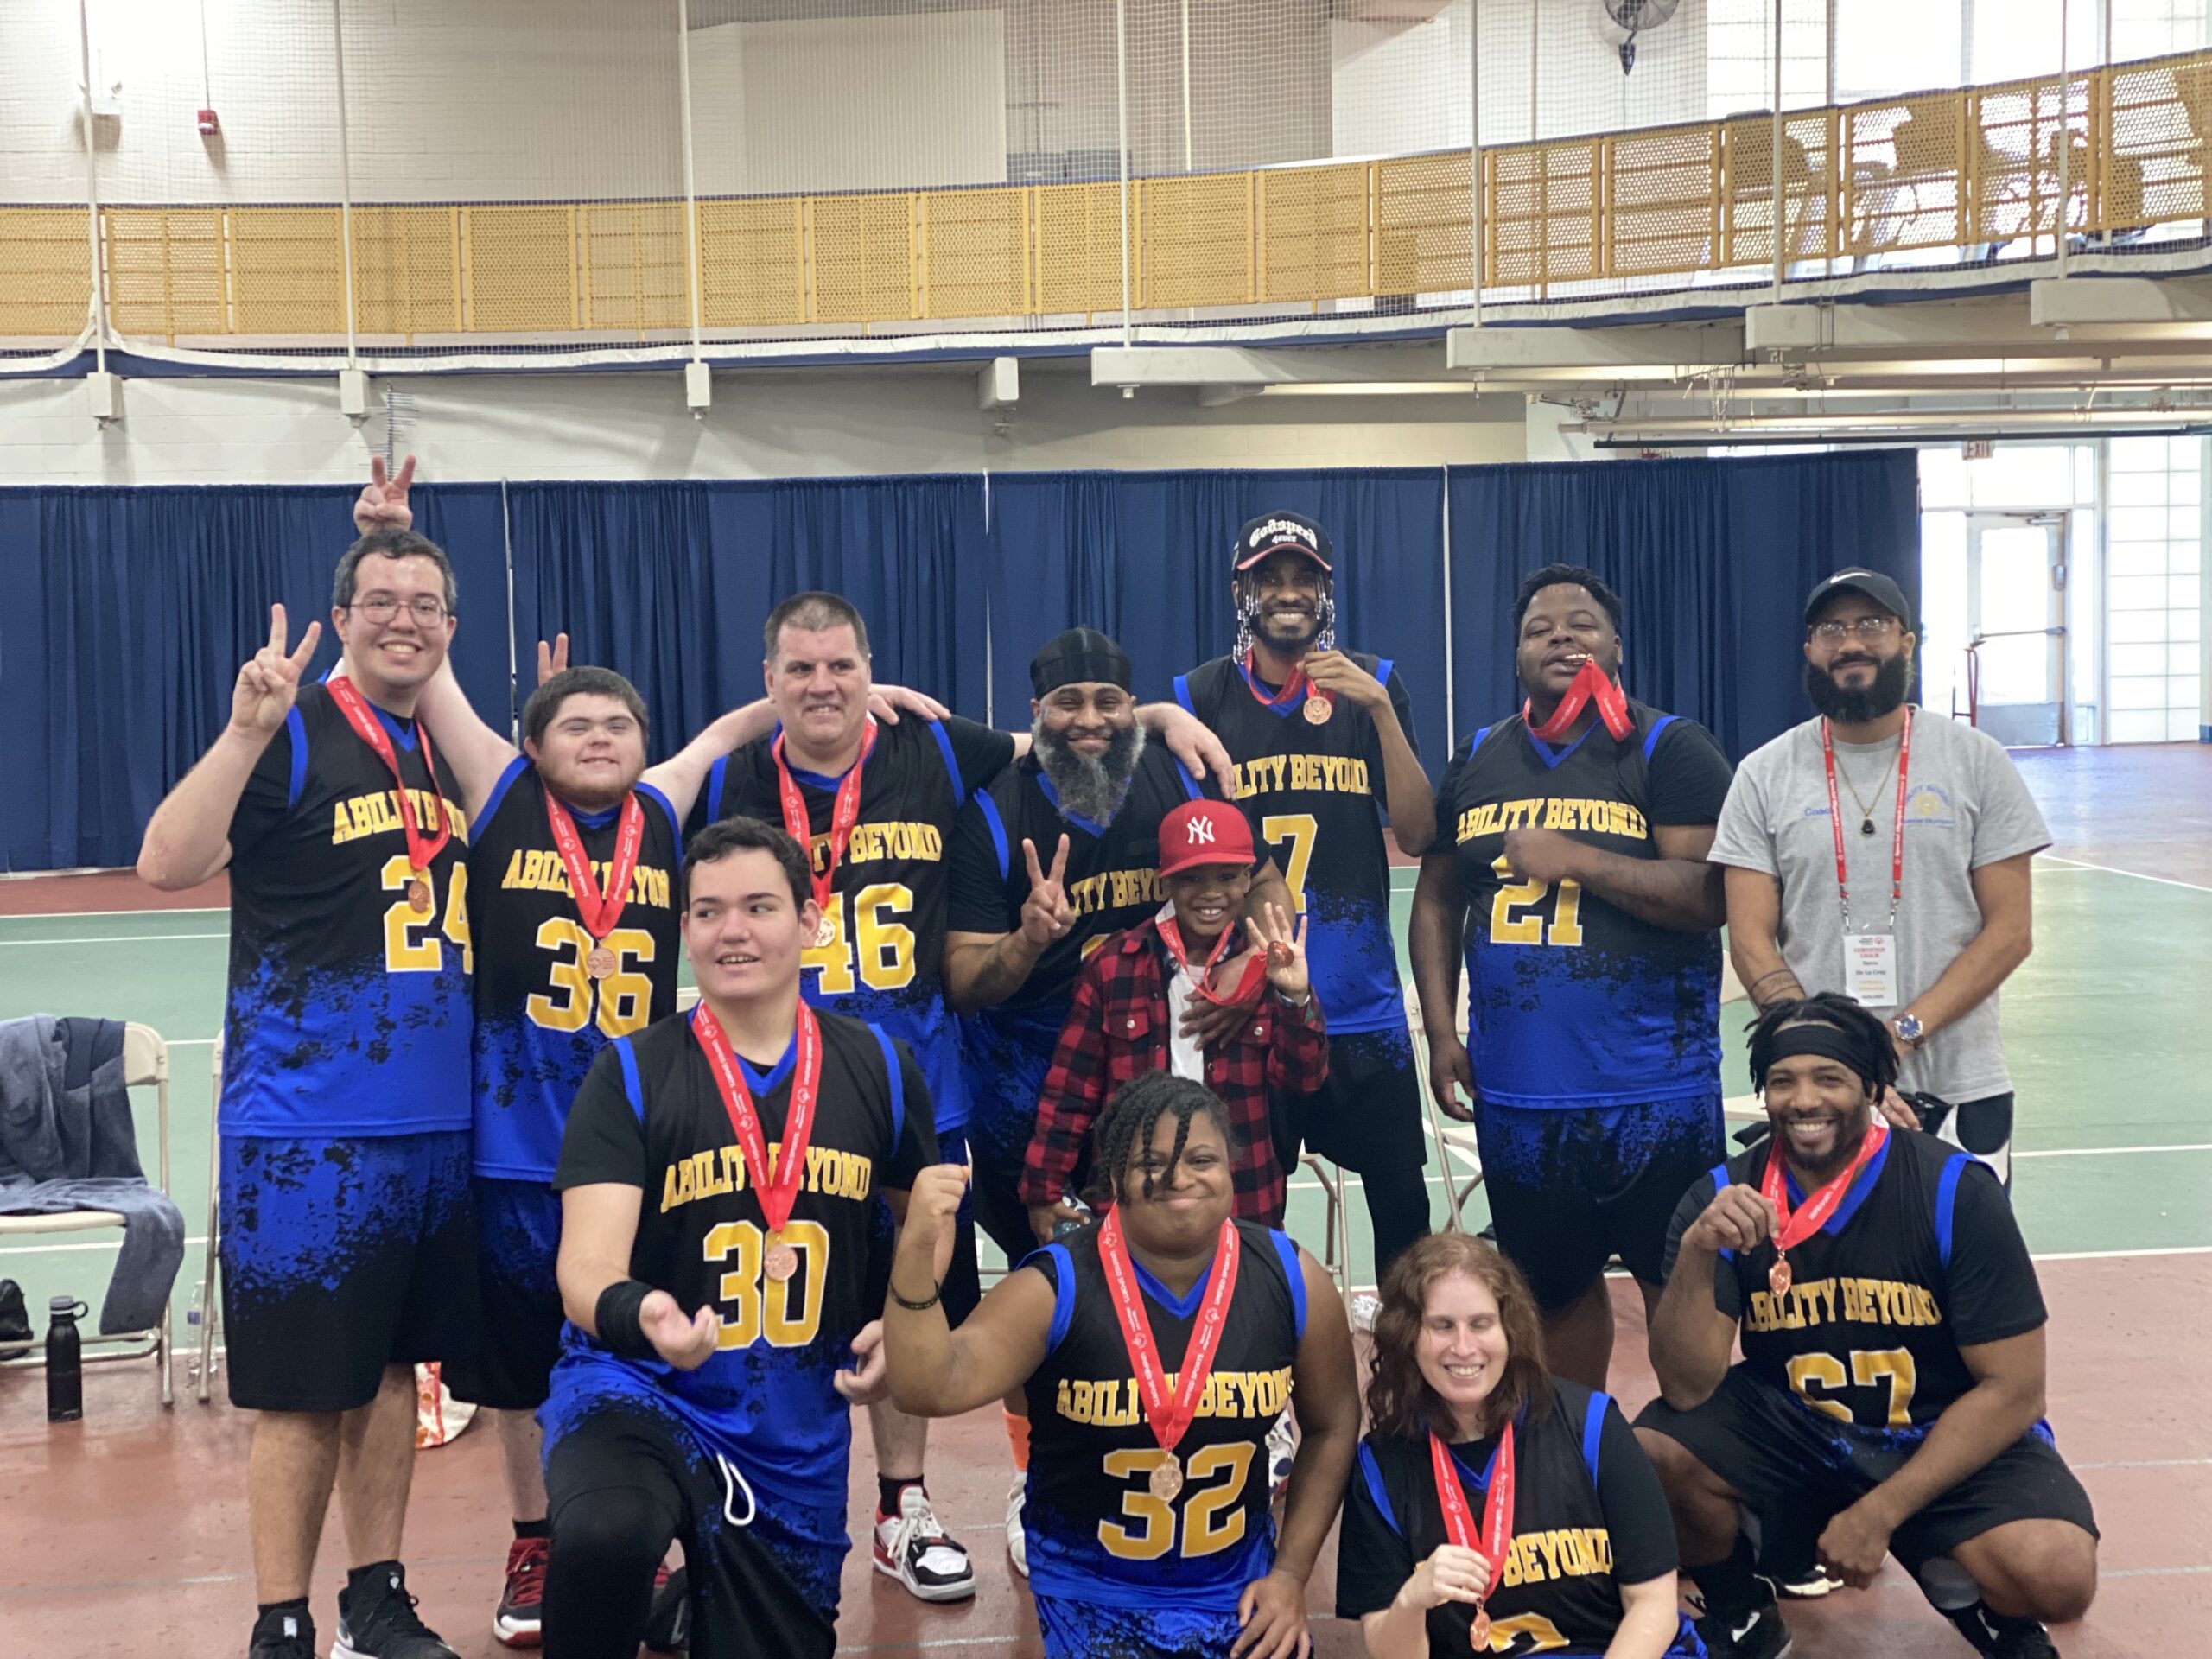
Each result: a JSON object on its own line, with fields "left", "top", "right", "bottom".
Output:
{"left": 247, "top": 1605, "right": 315, "bottom": 1659}
{"left": 1944, "top": 1602, "right": 2060, "bottom": 1657}
{"left": 1695, "top": 1584, "right": 1794, "bottom": 1659}
{"left": 644, "top": 1562, "right": 689, "bottom": 1654}
{"left": 333, "top": 1563, "right": 460, "bottom": 1659}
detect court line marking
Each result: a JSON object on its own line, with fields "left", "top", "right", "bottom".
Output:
{"left": 0, "top": 1234, "right": 210, "bottom": 1256}
{"left": 2037, "top": 853, "right": 2212, "bottom": 895}
{"left": 2029, "top": 1244, "right": 2212, "bottom": 1262}
{"left": 2075, "top": 1457, "right": 2212, "bottom": 1471}
{"left": 0, "top": 904, "right": 226, "bottom": 920}
{"left": 3, "top": 931, "right": 227, "bottom": 945}
{"left": 2014, "top": 1143, "right": 2212, "bottom": 1159}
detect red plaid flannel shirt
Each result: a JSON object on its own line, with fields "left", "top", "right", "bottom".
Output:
{"left": 1020, "top": 917, "right": 1327, "bottom": 1224}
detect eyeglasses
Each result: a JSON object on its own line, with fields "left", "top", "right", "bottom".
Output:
{"left": 353, "top": 594, "right": 449, "bottom": 625}
{"left": 1808, "top": 616, "right": 1900, "bottom": 644}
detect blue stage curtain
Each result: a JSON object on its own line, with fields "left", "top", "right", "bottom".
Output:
{"left": 2, "top": 482, "right": 508, "bottom": 873}
{"left": 1444, "top": 449, "right": 1920, "bottom": 760}
{"left": 983, "top": 468, "right": 1449, "bottom": 760}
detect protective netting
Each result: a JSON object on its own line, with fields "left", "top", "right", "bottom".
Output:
{"left": 2, "top": 0, "right": 2210, "bottom": 358}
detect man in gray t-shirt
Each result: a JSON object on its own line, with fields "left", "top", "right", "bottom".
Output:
{"left": 1713, "top": 569, "right": 2049, "bottom": 1186}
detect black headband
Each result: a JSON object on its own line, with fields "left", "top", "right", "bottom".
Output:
{"left": 1751, "top": 1021, "right": 1882, "bottom": 1091}
{"left": 1030, "top": 627, "right": 1132, "bottom": 697}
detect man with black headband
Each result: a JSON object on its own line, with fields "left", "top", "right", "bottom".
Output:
{"left": 1714, "top": 568, "right": 2048, "bottom": 1187}
{"left": 943, "top": 626, "right": 1289, "bottom": 1573}
{"left": 1635, "top": 993, "right": 2097, "bottom": 1659}
{"left": 1173, "top": 509, "right": 1437, "bottom": 1303}
{"left": 1411, "top": 563, "right": 1734, "bottom": 1389}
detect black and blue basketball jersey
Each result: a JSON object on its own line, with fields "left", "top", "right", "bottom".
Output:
{"left": 947, "top": 745, "right": 1205, "bottom": 1165}
{"left": 466, "top": 759, "right": 683, "bottom": 1183}
{"left": 544, "top": 1007, "right": 935, "bottom": 1513}
{"left": 220, "top": 682, "right": 473, "bottom": 1138}
{"left": 1020, "top": 1218, "right": 1305, "bottom": 1611}
{"left": 701, "top": 715, "right": 1014, "bottom": 1141}
{"left": 1174, "top": 652, "right": 1416, "bottom": 1037}
{"left": 1338, "top": 1383, "right": 1696, "bottom": 1656}
{"left": 1667, "top": 1128, "right": 2048, "bottom": 1439}
{"left": 1435, "top": 702, "right": 1733, "bottom": 1110}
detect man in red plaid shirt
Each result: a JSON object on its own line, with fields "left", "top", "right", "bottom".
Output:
{"left": 1021, "top": 798, "right": 1328, "bottom": 1236}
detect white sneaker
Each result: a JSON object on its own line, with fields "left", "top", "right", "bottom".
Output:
{"left": 1348, "top": 1292, "right": 1380, "bottom": 1334}
{"left": 1005, "top": 1473, "right": 1029, "bottom": 1579}
{"left": 1265, "top": 1409, "right": 1299, "bottom": 1497}
{"left": 872, "top": 1485, "right": 976, "bottom": 1602}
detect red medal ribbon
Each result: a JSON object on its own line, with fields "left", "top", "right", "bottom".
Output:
{"left": 688, "top": 1000, "right": 822, "bottom": 1238}
{"left": 1428, "top": 1421, "right": 1516, "bottom": 1627}
{"left": 543, "top": 789, "right": 645, "bottom": 941}
{"left": 1156, "top": 916, "right": 1266, "bottom": 1009}
{"left": 1097, "top": 1205, "right": 1241, "bottom": 1460}
{"left": 1522, "top": 658, "right": 1633, "bottom": 742}
{"left": 1761, "top": 1118, "right": 1889, "bottom": 1259}
{"left": 327, "top": 676, "right": 453, "bottom": 879}
{"left": 1240, "top": 647, "right": 1310, "bottom": 711}
{"left": 772, "top": 718, "right": 879, "bottom": 922}
{"left": 1819, "top": 706, "right": 1914, "bottom": 932}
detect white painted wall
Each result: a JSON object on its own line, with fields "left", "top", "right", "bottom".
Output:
{"left": 0, "top": 368, "right": 1527, "bottom": 484}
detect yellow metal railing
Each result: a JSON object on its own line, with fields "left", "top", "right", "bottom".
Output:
{"left": 6, "top": 49, "right": 2211, "bottom": 346}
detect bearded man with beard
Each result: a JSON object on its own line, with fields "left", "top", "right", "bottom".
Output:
{"left": 1713, "top": 569, "right": 2048, "bottom": 1192}
{"left": 942, "top": 628, "right": 1289, "bottom": 1574}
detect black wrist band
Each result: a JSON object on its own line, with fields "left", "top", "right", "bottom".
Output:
{"left": 594, "top": 1280, "right": 658, "bottom": 1360}
{"left": 887, "top": 1278, "right": 943, "bottom": 1313}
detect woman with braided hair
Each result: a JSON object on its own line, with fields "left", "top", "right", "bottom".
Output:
{"left": 883, "top": 1072, "right": 1360, "bottom": 1659}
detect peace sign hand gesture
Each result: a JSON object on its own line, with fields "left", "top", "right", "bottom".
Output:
{"left": 231, "top": 605, "right": 322, "bottom": 738}
{"left": 353, "top": 454, "right": 416, "bottom": 535}
{"left": 1246, "top": 900, "right": 1310, "bottom": 1001}
{"left": 1019, "top": 835, "right": 1076, "bottom": 948}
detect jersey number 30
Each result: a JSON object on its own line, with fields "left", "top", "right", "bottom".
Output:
{"left": 702, "top": 1219, "right": 829, "bottom": 1350}
{"left": 1097, "top": 1444, "right": 1255, "bottom": 1561}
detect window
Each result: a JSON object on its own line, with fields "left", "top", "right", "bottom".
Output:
{"left": 2105, "top": 436, "right": 2204, "bottom": 743}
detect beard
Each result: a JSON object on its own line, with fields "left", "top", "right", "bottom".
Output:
{"left": 1255, "top": 606, "right": 1321, "bottom": 657}
{"left": 1803, "top": 651, "right": 1910, "bottom": 724}
{"left": 1033, "top": 716, "right": 1146, "bottom": 824}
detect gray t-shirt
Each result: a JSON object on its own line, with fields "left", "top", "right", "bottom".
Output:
{"left": 1711, "top": 709, "right": 2050, "bottom": 1103}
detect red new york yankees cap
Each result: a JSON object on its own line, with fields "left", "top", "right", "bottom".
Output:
{"left": 1157, "top": 799, "right": 1256, "bottom": 878}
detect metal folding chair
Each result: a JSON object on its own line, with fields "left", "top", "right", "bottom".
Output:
{"left": 190, "top": 1037, "right": 224, "bottom": 1403}
{"left": 0, "top": 1021, "right": 176, "bottom": 1406}
{"left": 1294, "top": 1152, "right": 1354, "bottom": 1303}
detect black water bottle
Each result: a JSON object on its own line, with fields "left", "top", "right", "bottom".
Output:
{"left": 46, "top": 1296, "right": 86, "bottom": 1422}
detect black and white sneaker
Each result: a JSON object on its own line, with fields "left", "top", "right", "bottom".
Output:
{"left": 247, "top": 1605, "right": 315, "bottom": 1659}
{"left": 872, "top": 1484, "right": 976, "bottom": 1602}
{"left": 1694, "top": 1584, "right": 1794, "bottom": 1659}
{"left": 1945, "top": 1602, "right": 2061, "bottom": 1657}
{"left": 1764, "top": 1561, "right": 1844, "bottom": 1599}
{"left": 333, "top": 1563, "right": 461, "bottom": 1659}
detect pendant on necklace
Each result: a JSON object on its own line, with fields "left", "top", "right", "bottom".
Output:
{"left": 1859, "top": 817, "right": 1877, "bottom": 836}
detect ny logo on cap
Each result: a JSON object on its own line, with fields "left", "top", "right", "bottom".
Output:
{"left": 1186, "top": 818, "right": 1217, "bottom": 846}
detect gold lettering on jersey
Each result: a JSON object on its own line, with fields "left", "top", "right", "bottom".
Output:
{"left": 1744, "top": 1275, "right": 1942, "bottom": 1335}
{"left": 802, "top": 822, "right": 943, "bottom": 870}
{"left": 1499, "top": 1528, "right": 1615, "bottom": 1588}
{"left": 1454, "top": 797, "right": 1649, "bottom": 845}
{"left": 1052, "top": 1365, "right": 1294, "bottom": 1426}
{"left": 1064, "top": 867, "right": 1166, "bottom": 918}
{"left": 496, "top": 849, "right": 673, "bottom": 910}
{"left": 1230, "top": 754, "right": 1372, "bottom": 801}
{"left": 328, "top": 788, "right": 472, "bottom": 847}
{"left": 658, "top": 1140, "right": 875, "bottom": 1214}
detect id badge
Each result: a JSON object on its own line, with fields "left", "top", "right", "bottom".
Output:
{"left": 1843, "top": 933, "right": 1899, "bottom": 1007}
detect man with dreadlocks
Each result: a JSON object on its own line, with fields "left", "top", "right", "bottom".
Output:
{"left": 1173, "top": 510, "right": 1437, "bottom": 1304}
{"left": 1635, "top": 993, "right": 2098, "bottom": 1659}
{"left": 882, "top": 1073, "right": 1361, "bottom": 1659}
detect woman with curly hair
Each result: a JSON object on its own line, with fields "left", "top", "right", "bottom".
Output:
{"left": 1336, "top": 1232, "right": 1699, "bottom": 1658}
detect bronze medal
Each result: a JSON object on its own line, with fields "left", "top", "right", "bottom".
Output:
{"left": 1768, "top": 1253, "right": 1793, "bottom": 1300}
{"left": 1302, "top": 693, "right": 1333, "bottom": 724}
{"left": 1470, "top": 1602, "right": 1491, "bottom": 1649}
{"left": 810, "top": 913, "right": 836, "bottom": 950}
{"left": 1148, "top": 1454, "right": 1185, "bottom": 1502}
{"left": 764, "top": 1243, "right": 799, "bottom": 1282}
{"left": 406, "top": 877, "right": 433, "bottom": 914}
{"left": 586, "top": 944, "right": 617, "bottom": 980}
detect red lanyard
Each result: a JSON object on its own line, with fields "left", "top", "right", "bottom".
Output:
{"left": 1428, "top": 1421, "right": 1516, "bottom": 1649}
{"left": 1818, "top": 708, "right": 1913, "bottom": 932}
{"left": 1759, "top": 1119, "right": 1888, "bottom": 1299}
{"left": 543, "top": 789, "right": 645, "bottom": 942}
{"left": 1097, "top": 1205, "right": 1241, "bottom": 1499}
{"left": 688, "top": 1001, "right": 822, "bottom": 1244}
{"left": 1240, "top": 647, "right": 1307, "bottom": 709}
{"left": 327, "top": 676, "right": 452, "bottom": 907}
{"left": 1155, "top": 915, "right": 1264, "bottom": 1008}
{"left": 1522, "top": 658, "right": 1632, "bottom": 742}
{"left": 772, "top": 718, "right": 878, "bottom": 930}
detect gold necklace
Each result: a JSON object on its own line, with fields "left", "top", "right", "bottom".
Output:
{"left": 1833, "top": 738, "right": 1901, "bottom": 837}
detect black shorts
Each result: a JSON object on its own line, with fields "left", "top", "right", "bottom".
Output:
{"left": 444, "top": 1178, "right": 564, "bottom": 1412}
{"left": 219, "top": 1131, "right": 480, "bottom": 1413}
{"left": 862, "top": 1190, "right": 982, "bottom": 1328}
{"left": 1636, "top": 1366, "right": 2099, "bottom": 1565}
{"left": 545, "top": 1402, "right": 840, "bottom": 1659}
{"left": 1274, "top": 1026, "right": 1427, "bottom": 1175}
{"left": 1477, "top": 1094, "right": 1723, "bottom": 1309}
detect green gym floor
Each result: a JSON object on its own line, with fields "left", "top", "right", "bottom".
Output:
{"left": 1, "top": 742, "right": 2205, "bottom": 1657}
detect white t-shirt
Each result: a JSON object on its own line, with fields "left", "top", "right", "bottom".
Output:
{"left": 1710, "top": 708, "right": 2050, "bottom": 1103}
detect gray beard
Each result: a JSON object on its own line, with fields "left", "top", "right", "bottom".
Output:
{"left": 1033, "top": 718, "right": 1145, "bottom": 824}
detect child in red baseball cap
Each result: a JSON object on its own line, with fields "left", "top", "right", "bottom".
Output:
{"left": 1020, "top": 798, "right": 1328, "bottom": 1236}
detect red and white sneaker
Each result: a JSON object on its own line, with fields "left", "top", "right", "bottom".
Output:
{"left": 872, "top": 1485, "right": 976, "bottom": 1602}
{"left": 492, "top": 1536, "right": 549, "bottom": 1648}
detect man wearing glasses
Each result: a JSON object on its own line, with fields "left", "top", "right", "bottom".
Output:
{"left": 1713, "top": 569, "right": 2049, "bottom": 1190}
{"left": 138, "top": 525, "right": 479, "bottom": 1659}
